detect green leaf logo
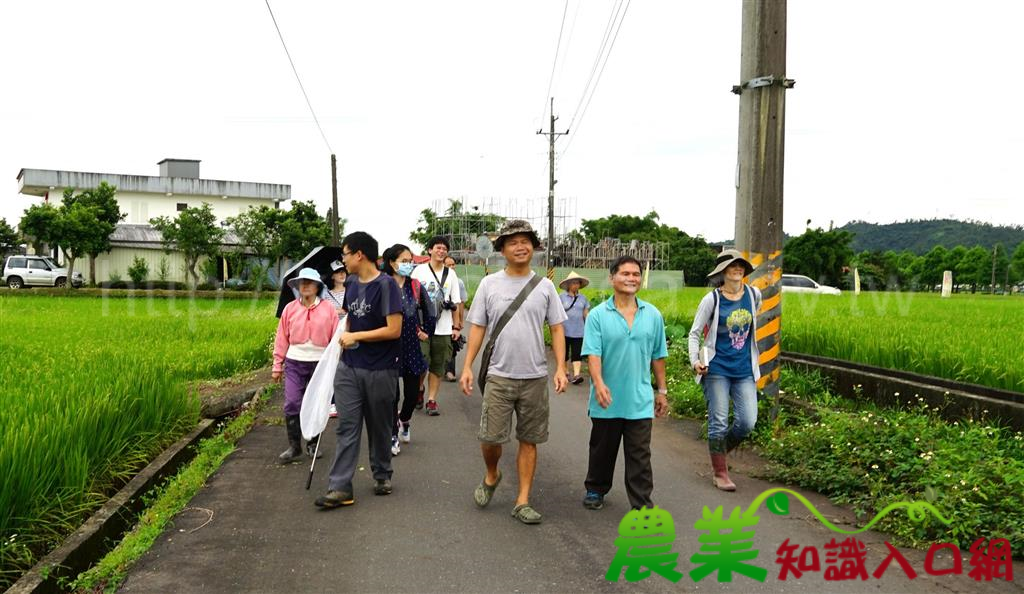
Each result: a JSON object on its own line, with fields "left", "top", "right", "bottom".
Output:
{"left": 766, "top": 492, "right": 789, "bottom": 516}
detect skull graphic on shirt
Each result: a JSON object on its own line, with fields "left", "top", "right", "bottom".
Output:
{"left": 726, "top": 308, "right": 753, "bottom": 350}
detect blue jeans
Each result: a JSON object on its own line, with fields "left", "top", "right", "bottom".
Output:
{"left": 702, "top": 374, "right": 757, "bottom": 451}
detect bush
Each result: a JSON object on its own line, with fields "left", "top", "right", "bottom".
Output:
{"left": 157, "top": 257, "right": 170, "bottom": 282}
{"left": 666, "top": 359, "right": 1024, "bottom": 558}
{"left": 108, "top": 270, "right": 122, "bottom": 284}
{"left": 127, "top": 257, "right": 149, "bottom": 285}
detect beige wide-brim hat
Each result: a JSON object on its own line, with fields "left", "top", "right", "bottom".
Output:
{"left": 707, "top": 249, "right": 755, "bottom": 278}
{"left": 559, "top": 271, "right": 590, "bottom": 290}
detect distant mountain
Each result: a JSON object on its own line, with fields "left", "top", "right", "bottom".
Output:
{"left": 838, "top": 219, "right": 1024, "bottom": 254}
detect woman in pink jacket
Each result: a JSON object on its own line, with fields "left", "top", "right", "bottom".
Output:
{"left": 273, "top": 268, "right": 340, "bottom": 463}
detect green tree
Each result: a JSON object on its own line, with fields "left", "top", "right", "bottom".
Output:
{"left": 921, "top": 245, "right": 948, "bottom": 291}
{"left": 19, "top": 203, "right": 61, "bottom": 255}
{"left": 783, "top": 227, "right": 854, "bottom": 287}
{"left": 52, "top": 201, "right": 108, "bottom": 284}
{"left": 956, "top": 246, "right": 990, "bottom": 293}
{"left": 150, "top": 203, "right": 225, "bottom": 288}
{"left": 944, "top": 245, "right": 967, "bottom": 290}
{"left": 0, "top": 218, "right": 19, "bottom": 259}
{"left": 574, "top": 210, "right": 717, "bottom": 285}
{"left": 276, "top": 200, "right": 339, "bottom": 285}
{"left": 61, "top": 183, "right": 124, "bottom": 285}
{"left": 225, "top": 205, "right": 287, "bottom": 292}
{"left": 1010, "top": 242, "right": 1024, "bottom": 286}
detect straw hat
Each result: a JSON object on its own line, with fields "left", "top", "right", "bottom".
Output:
{"left": 287, "top": 267, "right": 326, "bottom": 290}
{"left": 559, "top": 271, "right": 590, "bottom": 291}
{"left": 707, "top": 249, "right": 755, "bottom": 278}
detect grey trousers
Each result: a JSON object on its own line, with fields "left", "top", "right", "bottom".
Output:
{"left": 327, "top": 364, "right": 399, "bottom": 492}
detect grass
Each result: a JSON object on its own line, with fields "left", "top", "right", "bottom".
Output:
{"left": 663, "top": 355, "right": 1024, "bottom": 558}
{"left": 69, "top": 387, "right": 273, "bottom": 593}
{"left": 0, "top": 293, "right": 277, "bottom": 589}
{"left": 554, "top": 284, "right": 1022, "bottom": 394}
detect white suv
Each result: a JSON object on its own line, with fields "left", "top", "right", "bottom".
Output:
{"left": 780, "top": 274, "right": 841, "bottom": 295}
{"left": 3, "top": 256, "right": 84, "bottom": 289}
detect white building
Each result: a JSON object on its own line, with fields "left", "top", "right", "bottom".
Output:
{"left": 16, "top": 159, "right": 290, "bottom": 283}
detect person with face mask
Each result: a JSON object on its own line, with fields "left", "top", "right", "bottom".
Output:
{"left": 382, "top": 244, "right": 436, "bottom": 456}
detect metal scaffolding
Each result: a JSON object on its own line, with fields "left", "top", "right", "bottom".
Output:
{"left": 425, "top": 197, "right": 670, "bottom": 270}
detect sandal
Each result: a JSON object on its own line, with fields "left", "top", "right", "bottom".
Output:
{"left": 473, "top": 470, "right": 502, "bottom": 508}
{"left": 511, "top": 503, "right": 542, "bottom": 525}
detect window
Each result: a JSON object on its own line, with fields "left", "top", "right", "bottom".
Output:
{"left": 8, "top": 257, "right": 26, "bottom": 269}
{"left": 782, "top": 275, "right": 816, "bottom": 288}
{"left": 176, "top": 203, "right": 188, "bottom": 212}
{"left": 28, "top": 260, "right": 48, "bottom": 270}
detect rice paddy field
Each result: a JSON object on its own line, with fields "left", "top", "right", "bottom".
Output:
{"left": 564, "top": 282, "right": 1023, "bottom": 394}
{"left": 1, "top": 283, "right": 1020, "bottom": 586}
{"left": 0, "top": 293, "right": 277, "bottom": 587}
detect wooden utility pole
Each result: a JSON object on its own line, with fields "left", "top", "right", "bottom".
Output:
{"left": 538, "top": 97, "right": 568, "bottom": 279}
{"left": 330, "top": 153, "right": 340, "bottom": 247}
{"left": 732, "top": 0, "right": 793, "bottom": 418}
{"left": 991, "top": 244, "right": 998, "bottom": 292}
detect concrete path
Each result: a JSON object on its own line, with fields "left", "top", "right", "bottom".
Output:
{"left": 121, "top": 353, "right": 1021, "bottom": 593}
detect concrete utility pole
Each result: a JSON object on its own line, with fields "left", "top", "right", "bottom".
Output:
{"left": 732, "top": 0, "right": 794, "bottom": 418}
{"left": 330, "top": 153, "right": 340, "bottom": 247}
{"left": 537, "top": 97, "right": 568, "bottom": 279}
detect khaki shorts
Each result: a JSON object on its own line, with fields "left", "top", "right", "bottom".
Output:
{"left": 478, "top": 375, "right": 550, "bottom": 445}
{"left": 420, "top": 334, "right": 453, "bottom": 376}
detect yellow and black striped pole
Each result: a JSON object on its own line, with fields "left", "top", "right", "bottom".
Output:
{"left": 745, "top": 250, "right": 783, "bottom": 419}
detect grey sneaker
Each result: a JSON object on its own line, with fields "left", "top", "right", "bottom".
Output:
{"left": 314, "top": 490, "right": 354, "bottom": 508}
{"left": 374, "top": 479, "right": 393, "bottom": 496}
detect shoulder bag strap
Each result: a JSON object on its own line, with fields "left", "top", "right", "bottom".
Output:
{"left": 484, "top": 274, "right": 543, "bottom": 351}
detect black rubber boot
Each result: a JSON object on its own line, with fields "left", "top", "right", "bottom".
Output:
{"left": 278, "top": 415, "right": 303, "bottom": 464}
{"left": 306, "top": 433, "right": 323, "bottom": 459}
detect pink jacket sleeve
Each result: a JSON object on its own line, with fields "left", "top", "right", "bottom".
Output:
{"left": 273, "top": 305, "right": 291, "bottom": 373}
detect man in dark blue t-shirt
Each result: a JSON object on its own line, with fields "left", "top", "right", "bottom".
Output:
{"left": 316, "top": 232, "right": 403, "bottom": 509}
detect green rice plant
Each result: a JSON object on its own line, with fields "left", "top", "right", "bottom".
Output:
{"left": 0, "top": 293, "right": 277, "bottom": 587}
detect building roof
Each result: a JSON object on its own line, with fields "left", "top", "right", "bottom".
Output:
{"left": 16, "top": 168, "right": 290, "bottom": 202}
{"left": 110, "top": 224, "right": 251, "bottom": 253}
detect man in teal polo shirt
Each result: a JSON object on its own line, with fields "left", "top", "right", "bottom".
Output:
{"left": 581, "top": 255, "right": 670, "bottom": 511}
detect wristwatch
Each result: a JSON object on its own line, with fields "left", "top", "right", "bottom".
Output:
{"left": 657, "top": 388, "right": 668, "bottom": 395}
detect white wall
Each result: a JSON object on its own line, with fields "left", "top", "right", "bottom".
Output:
{"left": 92, "top": 247, "right": 215, "bottom": 284}
{"left": 49, "top": 191, "right": 275, "bottom": 224}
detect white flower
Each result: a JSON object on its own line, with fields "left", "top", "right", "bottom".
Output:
{"left": 871, "top": 464, "right": 879, "bottom": 470}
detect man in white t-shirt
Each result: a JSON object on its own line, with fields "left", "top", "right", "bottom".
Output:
{"left": 459, "top": 220, "right": 568, "bottom": 525}
{"left": 411, "top": 236, "right": 463, "bottom": 416}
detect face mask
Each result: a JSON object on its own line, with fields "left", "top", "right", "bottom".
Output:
{"left": 397, "top": 262, "right": 416, "bottom": 277}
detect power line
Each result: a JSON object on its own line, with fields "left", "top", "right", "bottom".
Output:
{"left": 565, "top": 0, "right": 623, "bottom": 133}
{"left": 264, "top": 0, "right": 333, "bottom": 153}
{"left": 539, "top": 0, "right": 570, "bottom": 124}
{"left": 561, "top": 0, "right": 631, "bottom": 157}
{"left": 551, "top": 0, "right": 582, "bottom": 102}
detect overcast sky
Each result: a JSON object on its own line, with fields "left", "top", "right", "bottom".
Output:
{"left": 2, "top": 1, "right": 1022, "bottom": 248}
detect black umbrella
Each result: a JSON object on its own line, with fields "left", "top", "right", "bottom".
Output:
{"left": 276, "top": 246, "right": 345, "bottom": 318}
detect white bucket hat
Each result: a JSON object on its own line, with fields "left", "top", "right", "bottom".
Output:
{"left": 707, "top": 249, "right": 755, "bottom": 278}
{"left": 287, "top": 267, "right": 326, "bottom": 290}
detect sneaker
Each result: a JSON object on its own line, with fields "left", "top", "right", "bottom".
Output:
{"left": 415, "top": 388, "right": 425, "bottom": 410}
{"left": 390, "top": 436, "right": 401, "bottom": 456}
{"left": 399, "top": 424, "right": 411, "bottom": 443}
{"left": 315, "top": 490, "right": 355, "bottom": 508}
{"left": 374, "top": 479, "right": 393, "bottom": 496}
{"left": 425, "top": 400, "right": 440, "bottom": 416}
{"left": 583, "top": 491, "right": 604, "bottom": 510}
{"left": 572, "top": 375, "right": 585, "bottom": 385}
{"left": 329, "top": 404, "right": 338, "bottom": 418}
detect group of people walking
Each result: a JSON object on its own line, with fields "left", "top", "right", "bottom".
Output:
{"left": 272, "top": 217, "right": 765, "bottom": 524}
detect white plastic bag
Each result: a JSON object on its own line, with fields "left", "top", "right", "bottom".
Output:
{"left": 300, "top": 318, "right": 345, "bottom": 440}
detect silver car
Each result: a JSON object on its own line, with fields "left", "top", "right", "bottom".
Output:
{"left": 3, "top": 255, "right": 84, "bottom": 289}
{"left": 780, "top": 273, "right": 841, "bottom": 295}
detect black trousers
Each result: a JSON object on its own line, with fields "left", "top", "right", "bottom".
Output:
{"left": 393, "top": 374, "right": 420, "bottom": 437}
{"left": 585, "top": 417, "right": 654, "bottom": 510}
